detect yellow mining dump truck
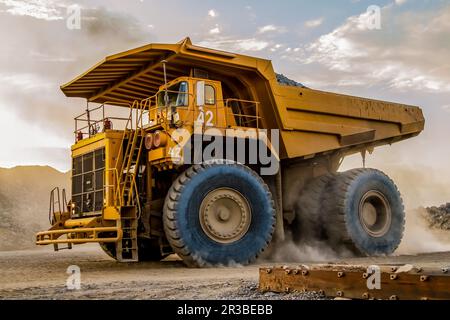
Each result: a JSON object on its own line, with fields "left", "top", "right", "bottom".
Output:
{"left": 36, "top": 38, "right": 424, "bottom": 266}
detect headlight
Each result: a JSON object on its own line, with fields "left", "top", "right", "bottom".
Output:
{"left": 145, "top": 133, "right": 154, "bottom": 150}
{"left": 153, "top": 131, "right": 168, "bottom": 148}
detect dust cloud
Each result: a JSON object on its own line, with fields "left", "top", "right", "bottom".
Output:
{"left": 264, "top": 232, "right": 354, "bottom": 263}
{"left": 397, "top": 208, "right": 450, "bottom": 255}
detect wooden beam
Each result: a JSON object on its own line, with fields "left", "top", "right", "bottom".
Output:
{"left": 259, "top": 265, "right": 450, "bottom": 300}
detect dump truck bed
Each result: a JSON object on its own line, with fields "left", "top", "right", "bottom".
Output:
{"left": 273, "top": 84, "right": 424, "bottom": 159}
{"left": 61, "top": 37, "right": 424, "bottom": 160}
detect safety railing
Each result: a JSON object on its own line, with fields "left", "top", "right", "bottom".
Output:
{"left": 145, "top": 94, "right": 262, "bottom": 130}
{"left": 49, "top": 187, "right": 68, "bottom": 225}
{"left": 104, "top": 168, "right": 122, "bottom": 208}
{"left": 74, "top": 102, "right": 132, "bottom": 141}
{"left": 224, "top": 99, "right": 262, "bottom": 129}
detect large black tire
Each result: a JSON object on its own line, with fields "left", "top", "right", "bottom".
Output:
{"left": 99, "top": 242, "right": 116, "bottom": 259}
{"left": 99, "top": 238, "right": 167, "bottom": 262}
{"left": 163, "top": 162, "right": 276, "bottom": 267}
{"left": 137, "top": 238, "right": 169, "bottom": 262}
{"left": 292, "top": 174, "right": 334, "bottom": 242}
{"left": 323, "top": 169, "right": 405, "bottom": 256}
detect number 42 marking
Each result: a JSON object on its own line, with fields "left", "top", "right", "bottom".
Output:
{"left": 197, "top": 107, "right": 214, "bottom": 127}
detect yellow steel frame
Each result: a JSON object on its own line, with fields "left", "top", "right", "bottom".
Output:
{"left": 36, "top": 227, "right": 121, "bottom": 245}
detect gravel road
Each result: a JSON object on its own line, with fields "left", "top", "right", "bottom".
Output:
{"left": 0, "top": 245, "right": 448, "bottom": 300}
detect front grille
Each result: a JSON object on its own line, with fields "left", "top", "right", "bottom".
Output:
{"left": 72, "top": 148, "right": 105, "bottom": 217}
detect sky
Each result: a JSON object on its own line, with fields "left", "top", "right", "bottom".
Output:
{"left": 0, "top": 0, "right": 449, "bottom": 195}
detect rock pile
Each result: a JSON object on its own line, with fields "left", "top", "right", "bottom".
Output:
{"left": 276, "top": 73, "right": 306, "bottom": 88}
{"left": 425, "top": 203, "right": 450, "bottom": 230}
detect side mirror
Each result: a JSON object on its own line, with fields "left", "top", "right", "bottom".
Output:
{"left": 196, "top": 81, "right": 205, "bottom": 107}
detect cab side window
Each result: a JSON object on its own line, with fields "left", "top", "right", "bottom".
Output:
{"left": 205, "top": 85, "right": 216, "bottom": 105}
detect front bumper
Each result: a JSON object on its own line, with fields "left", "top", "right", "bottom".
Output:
{"left": 36, "top": 226, "right": 121, "bottom": 246}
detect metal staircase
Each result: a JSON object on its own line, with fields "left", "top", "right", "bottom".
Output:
{"left": 114, "top": 100, "right": 147, "bottom": 262}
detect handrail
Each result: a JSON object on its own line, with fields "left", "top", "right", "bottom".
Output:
{"left": 74, "top": 101, "right": 132, "bottom": 140}
{"left": 49, "top": 187, "right": 61, "bottom": 225}
{"left": 104, "top": 168, "right": 122, "bottom": 207}
{"left": 145, "top": 97, "right": 263, "bottom": 129}
{"left": 225, "top": 98, "right": 262, "bottom": 129}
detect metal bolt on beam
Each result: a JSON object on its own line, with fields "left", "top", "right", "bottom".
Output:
{"left": 390, "top": 274, "right": 398, "bottom": 280}
{"left": 420, "top": 275, "right": 429, "bottom": 282}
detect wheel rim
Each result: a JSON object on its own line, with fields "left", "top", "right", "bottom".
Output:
{"left": 358, "top": 190, "right": 392, "bottom": 237}
{"left": 199, "top": 188, "right": 252, "bottom": 244}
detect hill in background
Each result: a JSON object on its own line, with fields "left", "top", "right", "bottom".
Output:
{"left": 0, "top": 166, "right": 70, "bottom": 251}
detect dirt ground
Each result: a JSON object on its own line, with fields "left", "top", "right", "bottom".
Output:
{"left": 0, "top": 245, "right": 449, "bottom": 300}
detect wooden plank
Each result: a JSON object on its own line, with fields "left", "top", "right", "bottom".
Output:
{"left": 259, "top": 265, "right": 450, "bottom": 300}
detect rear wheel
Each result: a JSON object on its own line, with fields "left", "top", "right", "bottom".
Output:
{"left": 99, "top": 242, "right": 116, "bottom": 259}
{"left": 292, "top": 174, "right": 334, "bottom": 242}
{"left": 163, "top": 162, "right": 276, "bottom": 267}
{"left": 322, "top": 168, "right": 405, "bottom": 256}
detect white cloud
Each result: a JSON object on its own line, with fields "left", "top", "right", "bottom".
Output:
{"left": 395, "top": 0, "right": 407, "bottom": 5}
{"left": 258, "top": 24, "right": 286, "bottom": 34}
{"left": 0, "top": 0, "right": 65, "bottom": 21}
{"left": 29, "top": 51, "right": 75, "bottom": 62}
{"left": 199, "top": 37, "right": 269, "bottom": 52}
{"left": 305, "top": 17, "right": 324, "bottom": 28}
{"left": 0, "top": 72, "right": 54, "bottom": 91}
{"left": 208, "top": 9, "right": 217, "bottom": 18}
{"left": 301, "top": 5, "right": 450, "bottom": 92}
{"left": 237, "top": 39, "right": 269, "bottom": 51}
{"left": 209, "top": 24, "right": 220, "bottom": 35}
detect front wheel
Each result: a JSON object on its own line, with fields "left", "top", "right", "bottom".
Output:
{"left": 163, "top": 162, "right": 276, "bottom": 267}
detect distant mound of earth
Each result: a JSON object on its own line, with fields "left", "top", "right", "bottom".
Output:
{"left": 0, "top": 166, "right": 70, "bottom": 251}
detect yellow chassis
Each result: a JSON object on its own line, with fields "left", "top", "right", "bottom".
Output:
{"left": 36, "top": 226, "right": 121, "bottom": 245}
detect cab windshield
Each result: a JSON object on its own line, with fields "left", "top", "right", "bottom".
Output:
{"left": 157, "top": 81, "right": 188, "bottom": 108}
